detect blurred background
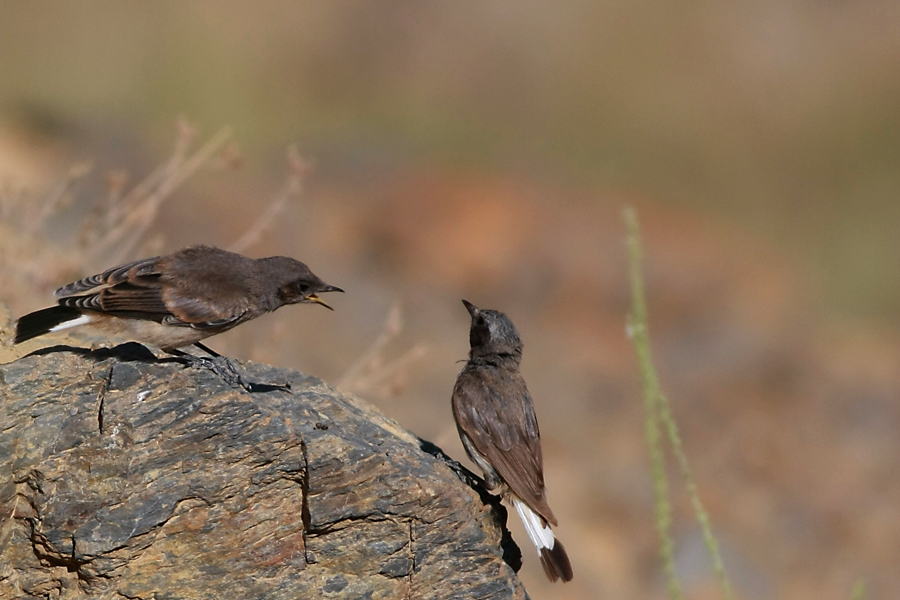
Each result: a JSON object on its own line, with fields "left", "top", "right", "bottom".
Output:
{"left": 1, "top": 1, "right": 899, "bottom": 598}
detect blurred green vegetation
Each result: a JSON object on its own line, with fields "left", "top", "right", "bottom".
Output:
{"left": 0, "top": 0, "right": 900, "bottom": 325}
{"left": 2, "top": 1, "right": 899, "bottom": 329}
{"left": 0, "top": 3, "right": 898, "bottom": 325}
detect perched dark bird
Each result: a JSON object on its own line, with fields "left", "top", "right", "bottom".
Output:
{"left": 452, "top": 300, "right": 573, "bottom": 583}
{"left": 14, "top": 245, "right": 342, "bottom": 387}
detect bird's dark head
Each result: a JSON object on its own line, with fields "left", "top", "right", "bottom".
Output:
{"left": 267, "top": 257, "right": 344, "bottom": 309}
{"left": 462, "top": 299, "right": 523, "bottom": 360}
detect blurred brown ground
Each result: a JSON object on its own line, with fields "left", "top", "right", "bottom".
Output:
{"left": 2, "top": 3, "right": 900, "bottom": 599}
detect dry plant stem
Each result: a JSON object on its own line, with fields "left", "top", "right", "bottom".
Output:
{"left": 106, "top": 163, "right": 168, "bottom": 230}
{"left": 109, "top": 126, "right": 232, "bottom": 264}
{"left": 623, "top": 206, "right": 736, "bottom": 600}
{"left": 228, "top": 147, "right": 306, "bottom": 254}
{"left": 87, "top": 126, "right": 233, "bottom": 266}
{"left": 338, "top": 302, "right": 404, "bottom": 389}
{"left": 0, "top": 181, "right": 20, "bottom": 220}
{"left": 27, "top": 163, "right": 92, "bottom": 235}
{"left": 361, "top": 343, "right": 427, "bottom": 394}
{"left": 338, "top": 302, "right": 427, "bottom": 397}
{"left": 0, "top": 302, "right": 12, "bottom": 343}
{"left": 227, "top": 185, "right": 292, "bottom": 254}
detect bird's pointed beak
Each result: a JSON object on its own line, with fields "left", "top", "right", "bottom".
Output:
{"left": 307, "top": 294, "right": 334, "bottom": 310}
{"left": 462, "top": 299, "right": 479, "bottom": 319}
{"left": 306, "top": 284, "right": 343, "bottom": 310}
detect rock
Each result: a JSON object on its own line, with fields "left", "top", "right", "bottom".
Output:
{"left": 0, "top": 343, "right": 526, "bottom": 599}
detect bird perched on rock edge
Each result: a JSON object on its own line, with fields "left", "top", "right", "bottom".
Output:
{"left": 14, "top": 245, "right": 343, "bottom": 388}
{"left": 451, "top": 299, "right": 573, "bottom": 582}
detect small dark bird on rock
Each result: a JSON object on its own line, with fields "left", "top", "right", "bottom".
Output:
{"left": 14, "top": 245, "right": 343, "bottom": 389}
{"left": 451, "top": 300, "right": 573, "bottom": 583}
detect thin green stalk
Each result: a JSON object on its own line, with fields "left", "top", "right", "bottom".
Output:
{"left": 624, "top": 206, "right": 682, "bottom": 600}
{"left": 623, "top": 206, "right": 735, "bottom": 600}
{"left": 658, "top": 395, "right": 735, "bottom": 600}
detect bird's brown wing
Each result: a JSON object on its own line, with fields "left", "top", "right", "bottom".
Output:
{"left": 54, "top": 254, "right": 247, "bottom": 330}
{"left": 452, "top": 367, "right": 557, "bottom": 525}
{"left": 55, "top": 256, "right": 163, "bottom": 298}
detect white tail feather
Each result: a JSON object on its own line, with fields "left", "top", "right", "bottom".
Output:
{"left": 49, "top": 315, "right": 94, "bottom": 332}
{"left": 512, "top": 498, "right": 555, "bottom": 554}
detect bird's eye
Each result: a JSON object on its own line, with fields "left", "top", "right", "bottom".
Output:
{"left": 297, "top": 282, "right": 310, "bottom": 294}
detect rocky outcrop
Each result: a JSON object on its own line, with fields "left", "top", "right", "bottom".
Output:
{"left": 0, "top": 344, "right": 526, "bottom": 599}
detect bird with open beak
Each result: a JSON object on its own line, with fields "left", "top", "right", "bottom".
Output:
{"left": 14, "top": 245, "right": 343, "bottom": 389}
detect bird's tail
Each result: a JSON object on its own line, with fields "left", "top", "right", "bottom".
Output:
{"left": 512, "top": 497, "right": 574, "bottom": 583}
{"left": 14, "top": 306, "right": 91, "bottom": 344}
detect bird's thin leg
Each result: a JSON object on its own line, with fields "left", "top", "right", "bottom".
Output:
{"left": 193, "top": 343, "right": 293, "bottom": 392}
{"left": 164, "top": 347, "right": 290, "bottom": 394}
{"left": 193, "top": 342, "right": 221, "bottom": 358}
{"left": 192, "top": 342, "right": 250, "bottom": 382}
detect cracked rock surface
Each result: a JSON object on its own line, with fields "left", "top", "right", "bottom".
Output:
{"left": 0, "top": 344, "right": 526, "bottom": 600}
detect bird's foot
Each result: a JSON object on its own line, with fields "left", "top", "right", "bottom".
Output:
{"left": 167, "top": 351, "right": 290, "bottom": 393}
{"left": 174, "top": 353, "right": 251, "bottom": 391}
{"left": 202, "top": 355, "right": 251, "bottom": 391}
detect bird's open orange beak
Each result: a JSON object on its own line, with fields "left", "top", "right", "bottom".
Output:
{"left": 306, "top": 294, "right": 334, "bottom": 310}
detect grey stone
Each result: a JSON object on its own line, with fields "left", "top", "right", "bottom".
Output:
{"left": 0, "top": 344, "right": 526, "bottom": 599}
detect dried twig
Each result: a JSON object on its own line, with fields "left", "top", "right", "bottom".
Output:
{"left": 228, "top": 146, "right": 312, "bottom": 254}
{"left": 0, "top": 179, "right": 27, "bottom": 222}
{"left": 27, "top": 162, "right": 92, "bottom": 235}
{"left": 338, "top": 302, "right": 427, "bottom": 398}
{"left": 86, "top": 121, "right": 233, "bottom": 267}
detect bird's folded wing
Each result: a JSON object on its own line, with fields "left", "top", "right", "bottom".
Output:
{"left": 55, "top": 256, "right": 247, "bottom": 330}
{"left": 55, "top": 256, "right": 163, "bottom": 298}
{"left": 452, "top": 371, "right": 557, "bottom": 525}
{"left": 160, "top": 289, "right": 249, "bottom": 330}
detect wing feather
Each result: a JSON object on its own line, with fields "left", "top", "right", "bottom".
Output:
{"left": 55, "top": 256, "right": 163, "bottom": 298}
{"left": 54, "top": 254, "right": 246, "bottom": 332}
{"left": 452, "top": 367, "right": 556, "bottom": 525}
